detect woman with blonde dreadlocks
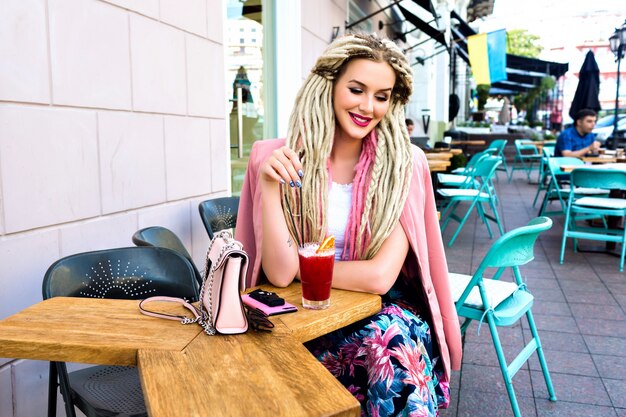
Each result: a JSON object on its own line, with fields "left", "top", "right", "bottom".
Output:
{"left": 236, "top": 33, "right": 462, "bottom": 416}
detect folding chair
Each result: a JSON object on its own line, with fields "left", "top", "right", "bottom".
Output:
{"left": 450, "top": 149, "right": 493, "bottom": 176}
{"left": 43, "top": 247, "right": 199, "bottom": 417}
{"left": 538, "top": 157, "right": 609, "bottom": 216}
{"left": 438, "top": 156, "right": 504, "bottom": 247}
{"left": 448, "top": 217, "right": 556, "bottom": 417}
{"left": 532, "top": 146, "right": 555, "bottom": 207}
{"left": 509, "top": 139, "right": 542, "bottom": 183}
{"left": 486, "top": 139, "right": 509, "bottom": 179}
{"left": 560, "top": 167, "right": 626, "bottom": 271}
{"left": 198, "top": 196, "right": 240, "bottom": 239}
{"left": 437, "top": 152, "right": 490, "bottom": 188}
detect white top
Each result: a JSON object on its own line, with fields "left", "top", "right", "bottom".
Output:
{"left": 327, "top": 182, "right": 353, "bottom": 260}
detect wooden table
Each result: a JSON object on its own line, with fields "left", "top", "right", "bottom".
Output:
{"left": 0, "top": 283, "right": 381, "bottom": 417}
{"left": 428, "top": 160, "right": 451, "bottom": 172}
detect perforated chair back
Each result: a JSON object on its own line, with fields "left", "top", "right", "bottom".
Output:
{"left": 132, "top": 226, "right": 202, "bottom": 286}
{"left": 42, "top": 247, "right": 199, "bottom": 417}
{"left": 198, "top": 196, "right": 240, "bottom": 239}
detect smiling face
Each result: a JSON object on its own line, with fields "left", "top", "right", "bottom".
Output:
{"left": 332, "top": 58, "right": 396, "bottom": 142}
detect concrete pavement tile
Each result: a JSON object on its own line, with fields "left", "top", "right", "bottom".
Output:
{"left": 460, "top": 364, "right": 533, "bottom": 397}
{"left": 533, "top": 289, "right": 567, "bottom": 303}
{"left": 535, "top": 398, "right": 617, "bottom": 417}
{"left": 563, "top": 290, "right": 619, "bottom": 306}
{"left": 528, "top": 350, "right": 598, "bottom": 377}
{"left": 530, "top": 301, "right": 572, "bottom": 316}
{"left": 575, "top": 318, "right": 626, "bottom": 338}
{"left": 522, "top": 330, "right": 588, "bottom": 353}
{"left": 559, "top": 279, "right": 608, "bottom": 291}
{"left": 615, "top": 294, "right": 626, "bottom": 309}
{"left": 616, "top": 408, "right": 626, "bottom": 417}
{"left": 607, "top": 283, "right": 626, "bottom": 295}
{"left": 604, "top": 379, "right": 626, "bottom": 408}
{"left": 592, "top": 354, "right": 626, "bottom": 380}
{"left": 568, "top": 303, "right": 626, "bottom": 321}
{"left": 456, "top": 390, "right": 537, "bottom": 417}
{"left": 462, "top": 342, "right": 527, "bottom": 368}
{"left": 464, "top": 323, "right": 524, "bottom": 346}
{"left": 521, "top": 314, "right": 579, "bottom": 334}
{"left": 525, "top": 277, "right": 561, "bottom": 290}
{"left": 530, "top": 371, "right": 612, "bottom": 406}
{"left": 599, "top": 273, "right": 626, "bottom": 284}
{"left": 584, "top": 335, "right": 626, "bottom": 357}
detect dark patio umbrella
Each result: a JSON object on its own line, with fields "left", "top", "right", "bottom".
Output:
{"left": 569, "top": 51, "right": 601, "bottom": 119}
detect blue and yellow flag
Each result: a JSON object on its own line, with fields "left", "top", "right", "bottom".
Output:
{"left": 468, "top": 29, "right": 507, "bottom": 85}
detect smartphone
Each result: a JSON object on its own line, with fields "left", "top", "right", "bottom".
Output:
{"left": 241, "top": 294, "right": 298, "bottom": 316}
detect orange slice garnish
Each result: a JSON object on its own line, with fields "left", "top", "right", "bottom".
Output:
{"left": 316, "top": 235, "right": 335, "bottom": 253}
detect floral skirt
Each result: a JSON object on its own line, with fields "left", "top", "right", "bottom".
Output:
{"left": 305, "top": 301, "right": 449, "bottom": 417}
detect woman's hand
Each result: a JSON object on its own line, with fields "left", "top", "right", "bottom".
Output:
{"left": 260, "top": 146, "right": 303, "bottom": 189}
{"left": 259, "top": 146, "right": 302, "bottom": 287}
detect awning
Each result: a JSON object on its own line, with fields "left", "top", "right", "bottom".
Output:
{"left": 345, "top": 1, "right": 445, "bottom": 50}
{"left": 397, "top": 3, "right": 446, "bottom": 48}
{"left": 450, "top": 11, "right": 569, "bottom": 94}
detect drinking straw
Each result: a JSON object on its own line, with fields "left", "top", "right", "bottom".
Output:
{"left": 283, "top": 189, "right": 302, "bottom": 247}
{"left": 298, "top": 186, "right": 304, "bottom": 245}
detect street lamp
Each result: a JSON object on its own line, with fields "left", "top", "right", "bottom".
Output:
{"left": 608, "top": 20, "right": 626, "bottom": 148}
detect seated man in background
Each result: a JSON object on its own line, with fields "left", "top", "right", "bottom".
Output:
{"left": 555, "top": 109, "right": 601, "bottom": 157}
{"left": 405, "top": 118, "right": 415, "bottom": 136}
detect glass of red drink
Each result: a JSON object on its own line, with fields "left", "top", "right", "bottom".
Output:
{"left": 298, "top": 242, "right": 334, "bottom": 309}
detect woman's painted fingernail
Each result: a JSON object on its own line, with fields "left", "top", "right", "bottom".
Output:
{"left": 279, "top": 178, "right": 286, "bottom": 185}
{"left": 289, "top": 180, "right": 295, "bottom": 187}
{"left": 298, "top": 169, "right": 304, "bottom": 178}
{"left": 296, "top": 180, "right": 302, "bottom": 188}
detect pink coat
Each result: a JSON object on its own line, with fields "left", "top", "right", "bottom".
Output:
{"left": 235, "top": 139, "right": 462, "bottom": 377}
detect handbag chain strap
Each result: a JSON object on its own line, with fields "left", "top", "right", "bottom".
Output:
{"left": 197, "top": 230, "right": 240, "bottom": 335}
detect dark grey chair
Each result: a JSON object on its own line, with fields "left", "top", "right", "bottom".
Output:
{"left": 132, "top": 226, "right": 203, "bottom": 286}
{"left": 198, "top": 196, "right": 240, "bottom": 240}
{"left": 43, "top": 246, "right": 199, "bottom": 417}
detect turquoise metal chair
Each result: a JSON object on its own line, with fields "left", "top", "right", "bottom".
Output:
{"left": 532, "top": 146, "right": 555, "bottom": 207}
{"left": 560, "top": 167, "right": 626, "bottom": 271}
{"left": 486, "top": 139, "right": 509, "bottom": 179}
{"left": 538, "top": 157, "right": 609, "bottom": 216}
{"left": 437, "top": 152, "right": 490, "bottom": 188}
{"left": 448, "top": 217, "right": 556, "bottom": 417}
{"left": 450, "top": 149, "right": 492, "bottom": 176}
{"left": 438, "top": 156, "right": 504, "bottom": 246}
{"left": 509, "top": 139, "right": 542, "bottom": 183}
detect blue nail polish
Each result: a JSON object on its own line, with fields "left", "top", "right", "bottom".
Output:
{"left": 298, "top": 169, "right": 304, "bottom": 178}
{"left": 279, "top": 178, "right": 286, "bottom": 185}
{"left": 289, "top": 180, "right": 295, "bottom": 187}
{"left": 296, "top": 180, "right": 302, "bottom": 188}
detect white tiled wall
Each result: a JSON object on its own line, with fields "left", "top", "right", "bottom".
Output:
{"left": 48, "top": 0, "right": 132, "bottom": 109}
{"left": 0, "top": 0, "right": 228, "bottom": 414}
{"left": 98, "top": 111, "right": 167, "bottom": 213}
{"left": 130, "top": 15, "right": 187, "bottom": 114}
{"left": 0, "top": 0, "right": 50, "bottom": 104}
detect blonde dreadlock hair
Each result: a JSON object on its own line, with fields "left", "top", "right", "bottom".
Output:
{"left": 284, "top": 33, "right": 414, "bottom": 260}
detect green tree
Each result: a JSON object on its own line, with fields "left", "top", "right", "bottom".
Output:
{"left": 506, "top": 29, "right": 543, "bottom": 58}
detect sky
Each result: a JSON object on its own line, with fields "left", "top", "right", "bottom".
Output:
{"left": 476, "top": 0, "right": 625, "bottom": 114}
{"left": 482, "top": 0, "right": 624, "bottom": 50}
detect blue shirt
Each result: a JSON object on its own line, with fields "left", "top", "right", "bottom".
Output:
{"left": 554, "top": 126, "right": 595, "bottom": 157}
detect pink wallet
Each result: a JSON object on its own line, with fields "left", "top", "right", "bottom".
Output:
{"left": 241, "top": 294, "right": 298, "bottom": 316}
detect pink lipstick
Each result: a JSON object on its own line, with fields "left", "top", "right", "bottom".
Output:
{"left": 349, "top": 112, "right": 372, "bottom": 127}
